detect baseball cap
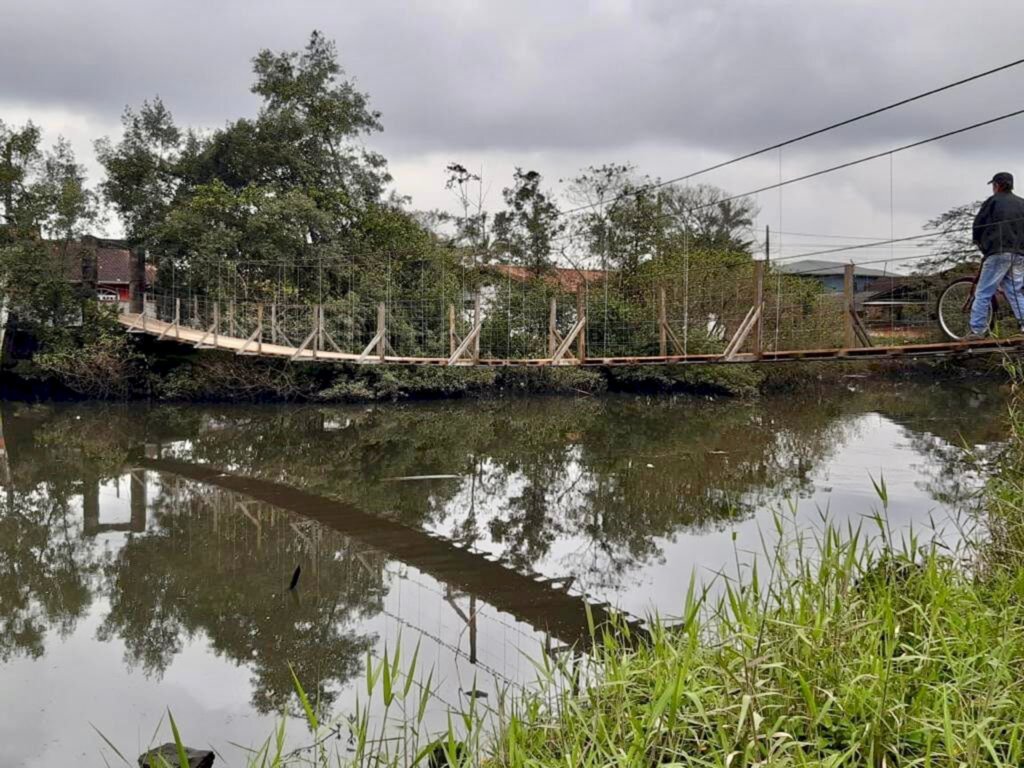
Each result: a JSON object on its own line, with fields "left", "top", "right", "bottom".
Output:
{"left": 987, "top": 171, "right": 1014, "bottom": 188}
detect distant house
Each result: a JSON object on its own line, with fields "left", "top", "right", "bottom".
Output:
{"left": 775, "top": 259, "right": 893, "bottom": 293}
{"left": 56, "top": 237, "right": 156, "bottom": 312}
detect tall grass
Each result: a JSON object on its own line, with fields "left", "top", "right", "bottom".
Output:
{"left": 121, "top": 376, "right": 1024, "bottom": 767}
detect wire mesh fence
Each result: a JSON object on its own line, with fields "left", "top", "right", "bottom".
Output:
{"left": 136, "top": 249, "right": 984, "bottom": 363}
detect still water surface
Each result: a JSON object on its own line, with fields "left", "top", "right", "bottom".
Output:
{"left": 0, "top": 382, "right": 1008, "bottom": 765}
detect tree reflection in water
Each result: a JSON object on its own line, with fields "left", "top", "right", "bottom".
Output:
{"left": 0, "top": 381, "right": 1011, "bottom": 717}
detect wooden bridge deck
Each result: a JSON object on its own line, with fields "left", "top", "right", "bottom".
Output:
{"left": 120, "top": 313, "right": 1024, "bottom": 366}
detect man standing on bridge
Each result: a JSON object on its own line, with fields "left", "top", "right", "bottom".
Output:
{"left": 968, "top": 171, "right": 1024, "bottom": 338}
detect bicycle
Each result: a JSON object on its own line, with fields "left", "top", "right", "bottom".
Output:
{"left": 936, "top": 263, "right": 1021, "bottom": 340}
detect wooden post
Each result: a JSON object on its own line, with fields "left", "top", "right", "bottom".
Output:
{"left": 310, "top": 305, "right": 319, "bottom": 358}
{"left": 213, "top": 303, "right": 219, "bottom": 347}
{"left": 256, "top": 304, "right": 264, "bottom": 354}
{"left": 753, "top": 260, "right": 765, "bottom": 358}
{"left": 448, "top": 304, "right": 456, "bottom": 356}
{"left": 376, "top": 302, "right": 386, "bottom": 361}
{"left": 317, "top": 305, "right": 325, "bottom": 352}
{"left": 576, "top": 290, "right": 586, "bottom": 362}
{"left": 473, "top": 294, "right": 481, "bottom": 362}
{"left": 658, "top": 287, "right": 668, "bottom": 356}
{"left": 129, "top": 246, "right": 146, "bottom": 314}
{"left": 80, "top": 235, "right": 98, "bottom": 300}
{"left": 270, "top": 303, "right": 278, "bottom": 344}
{"left": 174, "top": 298, "right": 181, "bottom": 340}
{"left": 844, "top": 262, "right": 856, "bottom": 348}
{"left": 548, "top": 297, "right": 557, "bottom": 357}
{"left": 228, "top": 300, "right": 236, "bottom": 337}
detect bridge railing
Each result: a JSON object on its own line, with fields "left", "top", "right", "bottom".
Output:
{"left": 134, "top": 260, "right": 951, "bottom": 362}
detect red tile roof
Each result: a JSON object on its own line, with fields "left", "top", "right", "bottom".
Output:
{"left": 489, "top": 264, "right": 607, "bottom": 293}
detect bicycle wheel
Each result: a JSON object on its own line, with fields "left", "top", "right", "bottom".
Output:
{"left": 937, "top": 277, "right": 989, "bottom": 340}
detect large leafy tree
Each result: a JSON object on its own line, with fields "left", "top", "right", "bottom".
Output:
{"left": 96, "top": 32, "right": 420, "bottom": 302}
{"left": 1, "top": 120, "right": 99, "bottom": 334}
{"left": 661, "top": 183, "right": 757, "bottom": 253}
{"left": 565, "top": 166, "right": 759, "bottom": 274}
{"left": 565, "top": 164, "right": 667, "bottom": 273}
{"left": 493, "top": 168, "right": 564, "bottom": 275}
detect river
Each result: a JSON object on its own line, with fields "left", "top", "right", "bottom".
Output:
{"left": 0, "top": 380, "right": 1008, "bottom": 765}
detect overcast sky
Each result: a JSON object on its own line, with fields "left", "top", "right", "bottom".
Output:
{"left": 3, "top": 0, "right": 1024, "bottom": 266}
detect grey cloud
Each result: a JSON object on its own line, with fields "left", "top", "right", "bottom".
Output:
{"left": 3, "top": 0, "right": 1024, "bottom": 159}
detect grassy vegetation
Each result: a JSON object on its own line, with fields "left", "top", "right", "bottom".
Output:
{"left": 117, "top": 371, "right": 1024, "bottom": 767}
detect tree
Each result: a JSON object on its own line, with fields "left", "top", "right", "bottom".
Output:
{"left": 96, "top": 31, "right": 400, "bottom": 298}
{"left": 565, "top": 168, "right": 759, "bottom": 273}
{"left": 442, "top": 162, "right": 489, "bottom": 259}
{"left": 94, "top": 98, "right": 185, "bottom": 246}
{"left": 493, "top": 169, "right": 564, "bottom": 274}
{"left": 1, "top": 120, "right": 43, "bottom": 239}
{"left": 661, "top": 183, "right": 758, "bottom": 253}
{"left": 1, "top": 121, "right": 99, "bottom": 335}
{"left": 917, "top": 202, "right": 981, "bottom": 273}
{"left": 565, "top": 164, "right": 664, "bottom": 274}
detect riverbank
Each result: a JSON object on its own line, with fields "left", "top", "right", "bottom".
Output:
{"left": 0, "top": 322, "right": 1011, "bottom": 402}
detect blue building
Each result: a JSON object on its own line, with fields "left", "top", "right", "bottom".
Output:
{"left": 776, "top": 259, "right": 892, "bottom": 293}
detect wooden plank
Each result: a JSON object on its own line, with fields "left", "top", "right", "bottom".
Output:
{"left": 237, "top": 305, "right": 264, "bottom": 355}
{"left": 663, "top": 321, "right": 685, "bottom": 355}
{"left": 551, "top": 316, "right": 586, "bottom": 364}
{"left": 358, "top": 330, "right": 386, "bottom": 362}
{"left": 447, "top": 322, "right": 482, "bottom": 365}
{"left": 289, "top": 327, "right": 318, "bottom": 361}
{"left": 723, "top": 305, "right": 759, "bottom": 360}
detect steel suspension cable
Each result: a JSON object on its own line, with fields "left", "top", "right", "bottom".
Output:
{"left": 558, "top": 56, "right": 1024, "bottom": 218}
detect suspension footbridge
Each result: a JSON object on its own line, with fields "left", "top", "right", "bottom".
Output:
{"left": 118, "top": 254, "right": 1024, "bottom": 368}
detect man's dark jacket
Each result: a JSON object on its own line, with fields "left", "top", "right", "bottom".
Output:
{"left": 973, "top": 191, "right": 1024, "bottom": 256}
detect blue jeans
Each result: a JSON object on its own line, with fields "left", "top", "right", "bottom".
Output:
{"left": 970, "top": 252, "right": 1024, "bottom": 333}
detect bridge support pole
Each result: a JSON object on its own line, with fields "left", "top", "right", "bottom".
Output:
{"left": 192, "top": 297, "right": 199, "bottom": 330}
{"left": 473, "top": 294, "right": 481, "bottom": 363}
{"left": 174, "top": 298, "right": 181, "bottom": 340}
{"left": 213, "top": 303, "right": 219, "bottom": 348}
{"left": 576, "top": 290, "right": 586, "bottom": 363}
{"left": 310, "top": 306, "right": 319, "bottom": 359}
{"left": 228, "top": 300, "right": 236, "bottom": 337}
{"left": 270, "top": 303, "right": 278, "bottom": 345}
{"left": 376, "top": 302, "right": 386, "bottom": 361}
{"left": 129, "top": 246, "right": 146, "bottom": 315}
{"left": 844, "top": 263, "right": 856, "bottom": 348}
{"left": 548, "top": 297, "right": 557, "bottom": 356}
{"left": 659, "top": 287, "right": 667, "bottom": 356}
{"left": 753, "top": 261, "right": 765, "bottom": 358}
{"left": 449, "top": 304, "right": 456, "bottom": 356}
{"left": 317, "top": 304, "right": 324, "bottom": 353}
